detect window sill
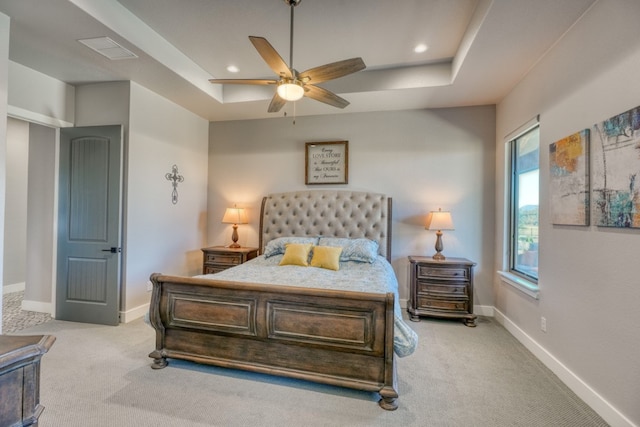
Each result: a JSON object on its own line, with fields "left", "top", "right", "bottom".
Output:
{"left": 497, "top": 271, "right": 539, "bottom": 300}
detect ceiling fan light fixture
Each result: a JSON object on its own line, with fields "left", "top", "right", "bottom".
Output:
{"left": 277, "top": 80, "right": 304, "bottom": 101}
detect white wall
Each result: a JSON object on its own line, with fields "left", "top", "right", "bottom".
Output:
{"left": 25, "top": 122, "right": 56, "bottom": 308}
{"left": 125, "top": 82, "right": 209, "bottom": 318}
{"left": 208, "top": 107, "right": 496, "bottom": 308}
{"left": 3, "top": 118, "right": 28, "bottom": 289}
{"left": 495, "top": 1, "right": 640, "bottom": 426}
{"left": 8, "top": 61, "right": 74, "bottom": 127}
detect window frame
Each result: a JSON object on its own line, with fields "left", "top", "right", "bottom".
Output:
{"left": 507, "top": 123, "right": 540, "bottom": 284}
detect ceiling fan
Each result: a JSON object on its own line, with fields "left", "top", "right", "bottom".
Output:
{"left": 209, "top": 0, "right": 366, "bottom": 113}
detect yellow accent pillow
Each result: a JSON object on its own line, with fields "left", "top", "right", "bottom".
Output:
{"left": 279, "top": 243, "right": 314, "bottom": 267}
{"left": 310, "top": 246, "right": 343, "bottom": 271}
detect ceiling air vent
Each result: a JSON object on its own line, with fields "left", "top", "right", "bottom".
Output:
{"left": 78, "top": 37, "right": 138, "bottom": 60}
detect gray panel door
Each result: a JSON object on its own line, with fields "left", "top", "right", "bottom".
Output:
{"left": 56, "top": 125, "right": 122, "bottom": 325}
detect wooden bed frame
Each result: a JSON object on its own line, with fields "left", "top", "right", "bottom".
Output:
{"left": 148, "top": 190, "right": 399, "bottom": 410}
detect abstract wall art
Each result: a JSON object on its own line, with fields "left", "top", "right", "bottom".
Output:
{"left": 592, "top": 105, "right": 640, "bottom": 228}
{"left": 549, "top": 129, "right": 590, "bottom": 225}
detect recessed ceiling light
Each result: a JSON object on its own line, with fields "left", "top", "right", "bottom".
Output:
{"left": 414, "top": 44, "right": 428, "bottom": 53}
{"left": 227, "top": 65, "right": 239, "bottom": 73}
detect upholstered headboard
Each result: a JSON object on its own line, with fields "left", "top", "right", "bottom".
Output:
{"left": 259, "top": 190, "right": 392, "bottom": 260}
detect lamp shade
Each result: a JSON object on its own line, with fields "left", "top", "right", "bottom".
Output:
{"left": 222, "top": 207, "right": 248, "bottom": 225}
{"left": 426, "top": 209, "right": 454, "bottom": 231}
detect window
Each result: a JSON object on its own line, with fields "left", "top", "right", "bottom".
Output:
{"left": 509, "top": 125, "right": 539, "bottom": 282}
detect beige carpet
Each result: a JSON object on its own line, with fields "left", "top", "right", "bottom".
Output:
{"left": 13, "top": 315, "right": 608, "bottom": 427}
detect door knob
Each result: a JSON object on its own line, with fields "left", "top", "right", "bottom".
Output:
{"left": 101, "top": 247, "right": 121, "bottom": 253}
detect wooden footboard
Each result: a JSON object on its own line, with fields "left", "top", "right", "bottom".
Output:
{"left": 148, "top": 273, "right": 399, "bottom": 410}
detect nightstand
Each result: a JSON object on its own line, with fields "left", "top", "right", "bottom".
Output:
{"left": 408, "top": 256, "right": 477, "bottom": 327}
{"left": 201, "top": 246, "right": 259, "bottom": 274}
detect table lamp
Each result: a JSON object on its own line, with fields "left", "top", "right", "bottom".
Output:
{"left": 425, "top": 208, "right": 454, "bottom": 260}
{"left": 222, "top": 206, "right": 248, "bottom": 248}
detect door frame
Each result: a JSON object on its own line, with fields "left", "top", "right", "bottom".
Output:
{"left": 50, "top": 129, "right": 60, "bottom": 319}
{"left": 55, "top": 125, "right": 124, "bottom": 325}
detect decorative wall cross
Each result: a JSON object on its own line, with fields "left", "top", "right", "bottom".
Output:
{"left": 165, "top": 164, "right": 184, "bottom": 204}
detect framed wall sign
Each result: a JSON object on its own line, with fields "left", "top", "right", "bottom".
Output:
{"left": 305, "top": 141, "right": 349, "bottom": 185}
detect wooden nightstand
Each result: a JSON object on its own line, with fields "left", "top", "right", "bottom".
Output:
{"left": 201, "top": 246, "right": 259, "bottom": 274}
{"left": 408, "top": 256, "right": 477, "bottom": 327}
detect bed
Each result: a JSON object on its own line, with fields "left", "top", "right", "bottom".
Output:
{"left": 148, "top": 190, "right": 418, "bottom": 410}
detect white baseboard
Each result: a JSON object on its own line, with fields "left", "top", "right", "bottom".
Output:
{"left": 474, "top": 304, "right": 494, "bottom": 317}
{"left": 22, "top": 299, "right": 52, "bottom": 314}
{"left": 494, "top": 308, "right": 635, "bottom": 427}
{"left": 120, "top": 303, "right": 149, "bottom": 323}
{"left": 3, "top": 282, "right": 26, "bottom": 294}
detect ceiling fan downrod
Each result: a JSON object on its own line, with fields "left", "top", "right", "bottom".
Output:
{"left": 284, "top": 0, "right": 301, "bottom": 70}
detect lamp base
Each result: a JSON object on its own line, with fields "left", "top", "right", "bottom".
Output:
{"left": 228, "top": 224, "right": 240, "bottom": 249}
{"left": 432, "top": 231, "right": 445, "bottom": 260}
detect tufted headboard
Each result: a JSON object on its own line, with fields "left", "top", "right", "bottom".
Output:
{"left": 259, "top": 190, "right": 392, "bottom": 261}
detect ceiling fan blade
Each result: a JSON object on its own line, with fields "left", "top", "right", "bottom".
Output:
{"left": 249, "top": 36, "right": 293, "bottom": 79}
{"left": 208, "top": 79, "right": 277, "bottom": 85}
{"left": 299, "top": 58, "right": 366, "bottom": 84}
{"left": 304, "top": 85, "right": 350, "bottom": 109}
{"left": 268, "top": 92, "right": 287, "bottom": 113}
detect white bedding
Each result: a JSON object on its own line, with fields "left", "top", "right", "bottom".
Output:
{"left": 198, "top": 254, "right": 418, "bottom": 357}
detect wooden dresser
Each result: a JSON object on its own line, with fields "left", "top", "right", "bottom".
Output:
{"left": 408, "top": 256, "right": 477, "bottom": 327}
{"left": 0, "top": 334, "right": 55, "bottom": 426}
{"left": 201, "top": 246, "right": 259, "bottom": 274}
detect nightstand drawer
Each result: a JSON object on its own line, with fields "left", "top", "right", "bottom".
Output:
{"left": 417, "top": 281, "right": 468, "bottom": 296}
{"left": 205, "top": 253, "right": 241, "bottom": 265}
{"left": 417, "top": 296, "right": 469, "bottom": 312}
{"left": 417, "top": 265, "right": 469, "bottom": 281}
{"left": 204, "top": 265, "right": 227, "bottom": 274}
